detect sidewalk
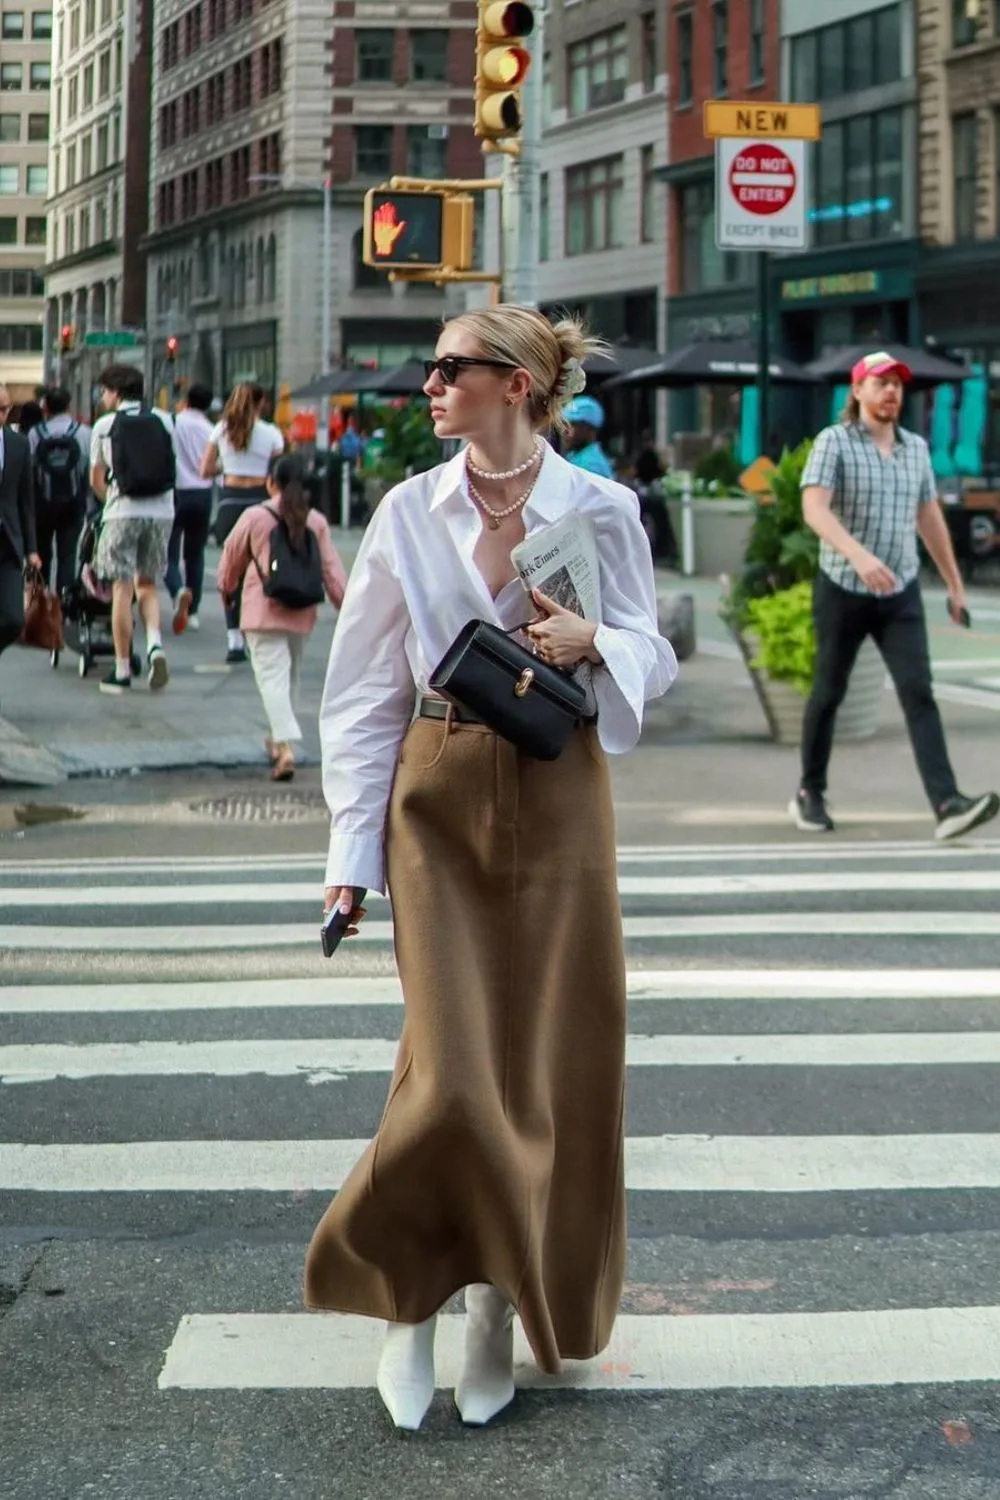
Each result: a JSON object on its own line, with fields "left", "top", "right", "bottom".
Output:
{"left": 1, "top": 528, "right": 999, "bottom": 790}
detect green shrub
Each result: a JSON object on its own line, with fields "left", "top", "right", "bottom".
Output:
{"left": 694, "top": 444, "right": 742, "bottom": 490}
{"left": 745, "top": 580, "right": 816, "bottom": 696}
{"left": 722, "top": 438, "right": 818, "bottom": 628}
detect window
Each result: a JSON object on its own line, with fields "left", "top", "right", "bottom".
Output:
{"left": 0, "top": 114, "right": 18, "bottom": 141}
{"left": 0, "top": 217, "right": 15, "bottom": 243}
{"left": 79, "top": 205, "right": 90, "bottom": 250}
{"left": 953, "top": 113, "right": 978, "bottom": 239}
{"left": 640, "top": 144, "right": 657, "bottom": 242}
{"left": 749, "top": 0, "right": 765, "bottom": 84}
{"left": 356, "top": 29, "right": 393, "bottom": 82}
{"left": 2, "top": 11, "right": 24, "bottom": 36}
{"left": 84, "top": 0, "right": 93, "bottom": 32}
{"left": 953, "top": 0, "right": 977, "bottom": 47}
{"left": 793, "top": 7, "right": 901, "bottom": 102}
{"left": 66, "top": 141, "right": 75, "bottom": 185}
{"left": 819, "top": 22, "right": 844, "bottom": 99}
{"left": 114, "top": 37, "right": 122, "bottom": 87}
{"left": 875, "top": 5, "right": 901, "bottom": 79}
{"left": 205, "top": 71, "right": 225, "bottom": 123}
{"left": 26, "top": 162, "right": 46, "bottom": 194}
{"left": 541, "top": 50, "right": 552, "bottom": 126}
{"left": 0, "top": 165, "right": 18, "bottom": 194}
{"left": 678, "top": 179, "right": 751, "bottom": 292}
{"left": 232, "top": 55, "right": 252, "bottom": 111}
{"left": 161, "top": 21, "right": 180, "bottom": 71}
{"left": 0, "top": 325, "right": 43, "bottom": 351}
{"left": 27, "top": 111, "right": 47, "bottom": 140}
{"left": 411, "top": 29, "right": 447, "bottom": 82}
{"left": 676, "top": 11, "right": 692, "bottom": 107}
{"left": 565, "top": 154, "right": 624, "bottom": 255}
{"left": 1, "top": 64, "right": 23, "bottom": 91}
{"left": 67, "top": 74, "right": 77, "bottom": 117}
{"left": 261, "top": 38, "right": 282, "bottom": 96}
{"left": 96, "top": 119, "right": 107, "bottom": 166}
{"left": 640, "top": 12, "right": 657, "bottom": 92}
{"left": 95, "top": 197, "right": 106, "bottom": 240}
{"left": 81, "top": 133, "right": 92, "bottom": 177}
{"left": 184, "top": 4, "right": 201, "bottom": 53}
{"left": 354, "top": 124, "right": 392, "bottom": 176}
{"left": 257, "top": 131, "right": 280, "bottom": 179}
{"left": 713, "top": 1, "right": 728, "bottom": 95}
{"left": 31, "top": 9, "right": 51, "bottom": 36}
{"left": 98, "top": 49, "right": 110, "bottom": 97}
{"left": 82, "top": 62, "right": 93, "bottom": 103}
{"left": 30, "top": 61, "right": 49, "bottom": 90}
{"left": 64, "top": 215, "right": 75, "bottom": 254}
{"left": 568, "top": 28, "right": 627, "bottom": 114}
{"left": 25, "top": 214, "right": 44, "bottom": 243}
{"left": 539, "top": 172, "right": 549, "bottom": 261}
{"left": 811, "top": 108, "right": 904, "bottom": 246}
{"left": 406, "top": 124, "right": 445, "bottom": 177}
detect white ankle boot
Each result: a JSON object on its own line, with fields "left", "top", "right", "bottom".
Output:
{"left": 376, "top": 1315, "right": 437, "bottom": 1430}
{"left": 455, "top": 1284, "right": 515, "bottom": 1426}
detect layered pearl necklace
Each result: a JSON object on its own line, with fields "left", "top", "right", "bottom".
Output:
{"left": 466, "top": 443, "right": 543, "bottom": 530}
{"left": 466, "top": 438, "right": 541, "bottom": 481}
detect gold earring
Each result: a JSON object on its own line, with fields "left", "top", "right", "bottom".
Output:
{"left": 505, "top": 394, "right": 516, "bottom": 407}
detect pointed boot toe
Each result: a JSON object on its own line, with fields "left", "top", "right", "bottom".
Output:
{"left": 455, "top": 1285, "right": 515, "bottom": 1427}
{"left": 376, "top": 1316, "right": 437, "bottom": 1431}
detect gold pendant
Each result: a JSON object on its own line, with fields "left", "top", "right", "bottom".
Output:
{"left": 487, "top": 515, "right": 501, "bottom": 530}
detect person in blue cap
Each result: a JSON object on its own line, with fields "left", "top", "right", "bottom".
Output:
{"left": 562, "top": 394, "right": 615, "bottom": 480}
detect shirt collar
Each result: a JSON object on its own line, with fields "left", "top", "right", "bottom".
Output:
{"left": 428, "top": 441, "right": 574, "bottom": 523}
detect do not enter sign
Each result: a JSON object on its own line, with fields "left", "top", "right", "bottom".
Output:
{"left": 729, "top": 143, "right": 796, "bottom": 215}
{"left": 715, "top": 136, "right": 807, "bottom": 249}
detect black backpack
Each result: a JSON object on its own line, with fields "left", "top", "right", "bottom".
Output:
{"left": 35, "top": 422, "right": 85, "bottom": 508}
{"left": 109, "top": 407, "right": 176, "bottom": 498}
{"left": 251, "top": 504, "right": 324, "bottom": 609}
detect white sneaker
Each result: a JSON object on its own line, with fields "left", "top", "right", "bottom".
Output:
{"left": 187, "top": 614, "right": 200, "bottom": 631}
{"left": 147, "top": 646, "right": 169, "bottom": 690}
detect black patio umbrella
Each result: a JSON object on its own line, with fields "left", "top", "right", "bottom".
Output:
{"left": 602, "top": 338, "right": 815, "bottom": 391}
{"left": 583, "top": 343, "right": 662, "bottom": 382}
{"left": 290, "top": 369, "right": 367, "bottom": 399}
{"left": 803, "top": 343, "right": 969, "bottom": 389}
{"left": 351, "top": 358, "right": 429, "bottom": 397}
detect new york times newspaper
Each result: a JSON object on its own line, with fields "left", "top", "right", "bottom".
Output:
{"left": 511, "top": 513, "right": 601, "bottom": 712}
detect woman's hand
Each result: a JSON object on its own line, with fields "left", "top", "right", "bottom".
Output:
{"left": 323, "top": 886, "right": 368, "bottom": 937}
{"left": 526, "top": 589, "right": 602, "bottom": 668}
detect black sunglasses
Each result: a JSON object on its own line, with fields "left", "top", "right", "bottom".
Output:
{"left": 424, "top": 356, "right": 515, "bottom": 386}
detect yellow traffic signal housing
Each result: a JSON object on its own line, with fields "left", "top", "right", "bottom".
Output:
{"left": 475, "top": 1, "right": 535, "bottom": 151}
{"left": 363, "top": 188, "right": 475, "bottom": 273}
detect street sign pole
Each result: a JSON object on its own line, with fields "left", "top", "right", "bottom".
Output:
{"left": 756, "top": 251, "right": 769, "bottom": 459}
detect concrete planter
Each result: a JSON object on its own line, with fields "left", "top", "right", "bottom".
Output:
{"left": 740, "top": 634, "right": 885, "bottom": 746}
{"left": 665, "top": 496, "right": 755, "bottom": 579}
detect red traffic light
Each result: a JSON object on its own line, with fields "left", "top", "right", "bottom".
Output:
{"left": 165, "top": 336, "right": 179, "bottom": 360}
{"left": 59, "top": 323, "right": 73, "bottom": 350}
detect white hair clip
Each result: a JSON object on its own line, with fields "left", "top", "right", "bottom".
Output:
{"left": 558, "top": 357, "right": 587, "bottom": 399}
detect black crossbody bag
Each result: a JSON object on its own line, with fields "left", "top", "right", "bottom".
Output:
{"left": 429, "top": 619, "right": 588, "bottom": 761}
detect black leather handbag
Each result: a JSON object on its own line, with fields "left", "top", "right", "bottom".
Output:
{"left": 429, "top": 619, "right": 588, "bottom": 761}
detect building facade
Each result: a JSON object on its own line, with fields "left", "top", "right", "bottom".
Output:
{"left": 44, "top": 0, "right": 151, "bottom": 415}
{"left": 144, "top": 0, "right": 483, "bottom": 402}
{"left": 535, "top": 1, "right": 668, "bottom": 359}
{"left": 0, "top": 0, "right": 52, "bottom": 401}
{"left": 916, "top": 0, "right": 1000, "bottom": 483}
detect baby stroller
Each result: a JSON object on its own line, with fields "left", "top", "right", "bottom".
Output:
{"left": 53, "top": 509, "right": 140, "bottom": 678}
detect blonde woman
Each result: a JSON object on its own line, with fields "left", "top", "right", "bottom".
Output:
{"left": 201, "top": 382, "right": 284, "bottom": 663}
{"left": 305, "top": 306, "right": 678, "bottom": 1431}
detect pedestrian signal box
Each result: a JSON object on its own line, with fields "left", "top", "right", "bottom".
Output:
{"left": 475, "top": 1, "right": 535, "bottom": 151}
{"left": 363, "top": 189, "right": 474, "bottom": 274}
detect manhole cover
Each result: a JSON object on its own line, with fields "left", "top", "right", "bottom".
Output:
{"left": 189, "top": 791, "right": 328, "bottom": 823}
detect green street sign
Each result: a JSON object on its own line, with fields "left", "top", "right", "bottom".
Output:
{"left": 83, "top": 330, "right": 140, "bottom": 348}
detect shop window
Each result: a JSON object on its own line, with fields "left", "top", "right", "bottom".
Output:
{"left": 356, "top": 29, "right": 393, "bottom": 83}
{"left": 953, "top": 113, "right": 978, "bottom": 240}
{"left": 567, "top": 27, "right": 627, "bottom": 115}
{"left": 410, "top": 30, "right": 447, "bottom": 83}
{"left": 565, "top": 154, "right": 624, "bottom": 255}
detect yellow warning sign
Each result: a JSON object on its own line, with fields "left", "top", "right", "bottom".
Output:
{"left": 703, "top": 100, "right": 822, "bottom": 141}
{"left": 740, "top": 455, "right": 778, "bottom": 496}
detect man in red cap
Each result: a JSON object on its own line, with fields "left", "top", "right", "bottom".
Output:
{"left": 790, "top": 350, "right": 998, "bottom": 841}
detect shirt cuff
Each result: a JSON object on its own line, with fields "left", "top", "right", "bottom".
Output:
{"left": 324, "top": 830, "right": 387, "bottom": 897}
{"left": 591, "top": 623, "right": 644, "bottom": 754}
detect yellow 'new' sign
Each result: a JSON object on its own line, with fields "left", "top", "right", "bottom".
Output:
{"left": 703, "top": 100, "right": 821, "bottom": 141}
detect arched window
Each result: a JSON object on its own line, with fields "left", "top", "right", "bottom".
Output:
{"left": 265, "top": 234, "right": 276, "bottom": 302}
{"left": 353, "top": 227, "right": 383, "bottom": 290}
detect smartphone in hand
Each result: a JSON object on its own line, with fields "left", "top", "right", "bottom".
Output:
{"left": 320, "top": 888, "right": 367, "bottom": 958}
{"left": 947, "top": 600, "right": 971, "bottom": 628}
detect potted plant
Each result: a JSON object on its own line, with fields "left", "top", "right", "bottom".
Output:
{"left": 722, "top": 440, "right": 884, "bottom": 744}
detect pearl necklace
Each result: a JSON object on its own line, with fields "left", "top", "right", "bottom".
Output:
{"left": 466, "top": 439, "right": 541, "bottom": 481}
{"left": 466, "top": 464, "right": 541, "bottom": 530}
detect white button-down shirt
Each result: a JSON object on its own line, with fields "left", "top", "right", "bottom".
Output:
{"left": 321, "top": 444, "right": 678, "bottom": 893}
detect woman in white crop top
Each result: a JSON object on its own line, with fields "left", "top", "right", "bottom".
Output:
{"left": 200, "top": 382, "right": 285, "bottom": 663}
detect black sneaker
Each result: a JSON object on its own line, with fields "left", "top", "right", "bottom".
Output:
{"left": 789, "top": 788, "right": 835, "bottom": 833}
{"left": 935, "top": 791, "right": 1000, "bottom": 842}
{"left": 147, "top": 646, "right": 169, "bottom": 690}
{"left": 226, "top": 646, "right": 248, "bottom": 665}
{"left": 99, "top": 670, "right": 132, "bottom": 695}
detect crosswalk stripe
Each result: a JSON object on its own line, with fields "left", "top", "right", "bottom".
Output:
{"left": 4, "top": 868, "right": 1000, "bottom": 906}
{"left": 157, "top": 1306, "right": 1000, "bottom": 1392}
{"left": 5, "top": 968, "right": 999, "bottom": 1014}
{"left": 2, "top": 911, "right": 997, "bottom": 950}
{"left": 4, "top": 1031, "right": 999, "bottom": 1084}
{"left": 6, "top": 1134, "right": 1000, "bottom": 1193}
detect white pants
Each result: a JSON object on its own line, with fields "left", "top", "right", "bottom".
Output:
{"left": 245, "top": 630, "right": 305, "bottom": 744}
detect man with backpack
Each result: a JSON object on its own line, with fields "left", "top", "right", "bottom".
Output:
{"left": 89, "top": 364, "right": 177, "bottom": 694}
{"left": 29, "top": 387, "right": 91, "bottom": 597}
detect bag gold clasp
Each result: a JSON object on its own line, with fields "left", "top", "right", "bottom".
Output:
{"left": 514, "top": 668, "right": 534, "bottom": 698}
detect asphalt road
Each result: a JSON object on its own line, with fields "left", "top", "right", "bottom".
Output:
{"left": 2, "top": 824, "right": 1000, "bottom": 1500}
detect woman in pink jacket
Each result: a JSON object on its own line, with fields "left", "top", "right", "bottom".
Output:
{"left": 218, "top": 454, "right": 347, "bottom": 781}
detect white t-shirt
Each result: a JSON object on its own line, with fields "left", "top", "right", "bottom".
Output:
{"left": 173, "top": 407, "right": 215, "bottom": 491}
{"left": 90, "top": 402, "right": 176, "bottom": 521}
{"left": 208, "top": 417, "right": 284, "bottom": 479}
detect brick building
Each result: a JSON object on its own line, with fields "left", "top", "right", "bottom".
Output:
{"left": 144, "top": 0, "right": 484, "bottom": 399}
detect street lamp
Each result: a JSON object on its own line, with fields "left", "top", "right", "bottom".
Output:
{"left": 249, "top": 173, "right": 333, "bottom": 376}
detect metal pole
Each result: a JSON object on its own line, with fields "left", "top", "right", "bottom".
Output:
{"left": 339, "top": 453, "right": 351, "bottom": 531}
{"left": 321, "top": 177, "right": 332, "bottom": 377}
{"left": 756, "top": 250, "right": 770, "bottom": 459}
{"left": 681, "top": 470, "right": 695, "bottom": 577}
{"left": 501, "top": 4, "right": 543, "bottom": 303}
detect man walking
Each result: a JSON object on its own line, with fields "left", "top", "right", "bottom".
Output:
{"left": 29, "top": 386, "right": 91, "bottom": 597}
{"left": 0, "top": 381, "right": 40, "bottom": 704}
{"left": 89, "top": 364, "right": 176, "bottom": 695}
{"left": 164, "top": 382, "right": 214, "bottom": 634}
{"left": 791, "top": 350, "right": 998, "bottom": 842}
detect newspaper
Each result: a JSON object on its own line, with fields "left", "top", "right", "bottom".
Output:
{"left": 510, "top": 512, "right": 601, "bottom": 712}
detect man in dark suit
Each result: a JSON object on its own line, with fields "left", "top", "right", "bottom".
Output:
{"left": 0, "top": 381, "right": 41, "bottom": 663}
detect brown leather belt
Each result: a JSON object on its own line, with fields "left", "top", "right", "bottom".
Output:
{"left": 417, "top": 695, "right": 485, "bottom": 726}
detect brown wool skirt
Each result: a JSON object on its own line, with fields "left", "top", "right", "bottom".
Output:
{"left": 303, "top": 714, "right": 627, "bottom": 1375}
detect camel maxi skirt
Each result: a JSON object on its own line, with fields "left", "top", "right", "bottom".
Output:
{"left": 304, "top": 712, "right": 627, "bottom": 1375}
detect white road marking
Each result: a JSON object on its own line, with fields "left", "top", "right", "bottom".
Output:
{"left": 157, "top": 1306, "right": 1000, "bottom": 1392}
{"left": 6, "top": 1134, "right": 1000, "bottom": 1193}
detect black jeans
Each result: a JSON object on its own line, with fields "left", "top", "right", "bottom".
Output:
{"left": 164, "top": 487, "right": 213, "bottom": 613}
{"left": 215, "top": 486, "right": 267, "bottom": 631}
{"left": 0, "top": 534, "right": 24, "bottom": 655}
{"left": 36, "top": 501, "right": 84, "bottom": 597}
{"left": 801, "top": 573, "right": 958, "bottom": 810}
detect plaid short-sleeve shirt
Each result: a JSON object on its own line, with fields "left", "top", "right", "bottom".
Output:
{"left": 800, "top": 421, "right": 936, "bottom": 595}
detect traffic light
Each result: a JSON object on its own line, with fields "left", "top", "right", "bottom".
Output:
{"left": 165, "top": 335, "right": 179, "bottom": 362}
{"left": 475, "top": 1, "right": 535, "bottom": 152}
{"left": 59, "top": 323, "right": 74, "bottom": 352}
{"left": 363, "top": 189, "right": 474, "bottom": 273}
